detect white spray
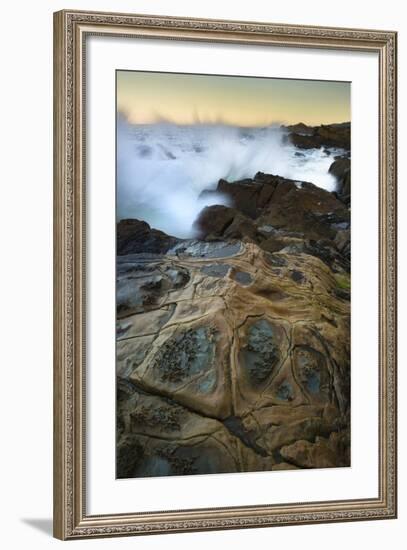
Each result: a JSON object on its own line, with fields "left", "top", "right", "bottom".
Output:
{"left": 117, "top": 116, "right": 339, "bottom": 238}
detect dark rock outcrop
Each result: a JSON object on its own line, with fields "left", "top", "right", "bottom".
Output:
{"left": 284, "top": 122, "right": 350, "bottom": 151}
{"left": 285, "top": 122, "right": 314, "bottom": 136}
{"left": 216, "top": 173, "right": 349, "bottom": 238}
{"left": 194, "top": 172, "right": 350, "bottom": 272}
{"left": 194, "top": 204, "right": 259, "bottom": 242}
{"left": 329, "top": 157, "right": 351, "bottom": 205}
{"left": 117, "top": 218, "right": 180, "bottom": 255}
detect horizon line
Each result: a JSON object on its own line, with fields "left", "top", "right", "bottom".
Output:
{"left": 117, "top": 112, "right": 351, "bottom": 129}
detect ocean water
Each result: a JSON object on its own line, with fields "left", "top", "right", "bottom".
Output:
{"left": 117, "top": 118, "right": 343, "bottom": 238}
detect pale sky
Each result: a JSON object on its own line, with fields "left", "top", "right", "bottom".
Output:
{"left": 117, "top": 70, "right": 350, "bottom": 127}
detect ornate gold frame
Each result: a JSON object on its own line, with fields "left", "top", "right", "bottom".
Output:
{"left": 53, "top": 9, "right": 397, "bottom": 540}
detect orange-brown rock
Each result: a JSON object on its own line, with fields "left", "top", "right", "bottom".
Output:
{"left": 117, "top": 236, "right": 350, "bottom": 477}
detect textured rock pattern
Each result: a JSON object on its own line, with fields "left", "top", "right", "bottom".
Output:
{"left": 116, "top": 172, "right": 350, "bottom": 478}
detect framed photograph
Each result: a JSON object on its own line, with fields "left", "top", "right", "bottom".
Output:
{"left": 53, "top": 9, "right": 397, "bottom": 540}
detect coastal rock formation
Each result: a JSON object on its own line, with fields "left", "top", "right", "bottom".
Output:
{"left": 196, "top": 173, "right": 350, "bottom": 273}
{"left": 329, "top": 157, "right": 351, "bottom": 206}
{"left": 117, "top": 218, "right": 180, "bottom": 255}
{"left": 206, "top": 172, "right": 349, "bottom": 240}
{"left": 283, "top": 122, "right": 351, "bottom": 151}
{"left": 116, "top": 171, "right": 351, "bottom": 477}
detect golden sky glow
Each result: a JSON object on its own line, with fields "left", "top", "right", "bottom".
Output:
{"left": 117, "top": 70, "right": 350, "bottom": 127}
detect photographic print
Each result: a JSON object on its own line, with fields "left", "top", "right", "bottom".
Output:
{"left": 116, "top": 70, "right": 351, "bottom": 479}
{"left": 54, "top": 12, "right": 397, "bottom": 538}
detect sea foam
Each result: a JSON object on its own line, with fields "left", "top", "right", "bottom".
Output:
{"left": 117, "top": 118, "right": 340, "bottom": 238}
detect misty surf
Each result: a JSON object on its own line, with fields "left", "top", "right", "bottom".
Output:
{"left": 117, "top": 117, "right": 344, "bottom": 238}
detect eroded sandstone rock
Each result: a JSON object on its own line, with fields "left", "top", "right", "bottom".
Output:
{"left": 116, "top": 233, "right": 350, "bottom": 476}
{"left": 116, "top": 159, "right": 351, "bottom": 478}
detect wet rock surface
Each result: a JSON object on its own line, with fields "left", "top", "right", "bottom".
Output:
{"left": 117, "top": 169, "right": 350, "bottom": 478}
{"left": 117, "top": 218, "right": 180, "bottom": 255}
{"left": 283, "top": 122, "right": 351, "bottom": 152}
{"left": 194, "top": 173, "right": 350, "bottom": 272}
{"left": 329, "top": 157, "right": 351, "bottom": 206}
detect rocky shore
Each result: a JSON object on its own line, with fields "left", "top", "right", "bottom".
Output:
{"left": 116, "top": 125, "right": 351, "bottom": 478}
{"left": 284, "top": 121, "right": 350, "bottom": 151}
